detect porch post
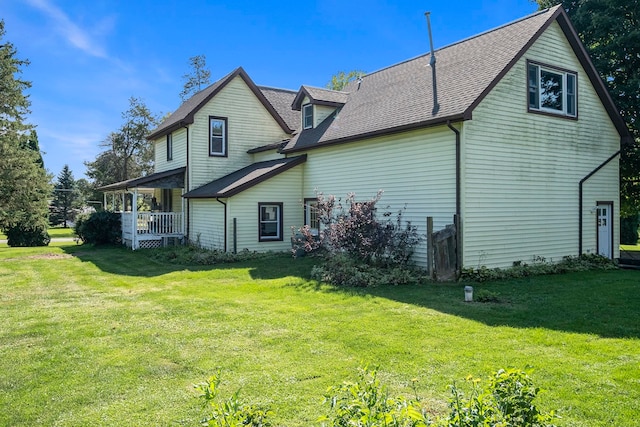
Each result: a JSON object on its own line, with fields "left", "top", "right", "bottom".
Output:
{"left": 132, "top": 189, "right": 138, "bottom": 250}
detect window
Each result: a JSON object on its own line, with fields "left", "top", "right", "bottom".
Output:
{"left": 259, "top": 203, "right": 283, "bottom": 241}
{"left": 304, "top": 198, "right": 319, "bottom": 235}
{"left": 166, "top": 133, "right": 173, "bottom": 161}
{"left": 302, "top": 104, "right": 313, "bottom": 129}
{"left": 209, "top": 116, "right": 227, "bottom": 156}
{"left": 528, "top": 62, "right": 577, "bottom": 117}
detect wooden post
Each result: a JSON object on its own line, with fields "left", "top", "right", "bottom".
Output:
{"left": 132, "top": 189, "right": 138, "bottom": 250}
{"left": 427, "top": 217, "right": 434, "bottom": 279}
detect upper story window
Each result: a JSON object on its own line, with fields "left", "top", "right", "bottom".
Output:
{"left": 528, "top": 61, "right": 577, "bottom": 118}
{"left": 209, "top": 116, "right": 228, "bottom": 157}
{"left": 259, "top": 203, "right": 283, "bottom": 241}
{"left": 166, "top": 133, "right": 173, "bottom": 161}
{"left": 302, "top": 104, "right": 313, "bottom": 129}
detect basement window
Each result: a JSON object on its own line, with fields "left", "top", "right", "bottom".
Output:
{"left": 528, "top": 61, "right": 577, "bottom": 118}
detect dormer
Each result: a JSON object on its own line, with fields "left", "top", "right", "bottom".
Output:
{"left": 292, "top": 86, "right": 349, "bottom": 130}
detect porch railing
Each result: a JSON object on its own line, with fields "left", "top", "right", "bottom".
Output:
{"left": 121, "top": 212, "right": 184, "bottom": 248}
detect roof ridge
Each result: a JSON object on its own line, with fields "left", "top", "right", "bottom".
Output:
{"left": 360, "top": 6, "right": 557, "bottom": 81}
{"left": 258, "top": 84, "right": 297, "bottom": 93}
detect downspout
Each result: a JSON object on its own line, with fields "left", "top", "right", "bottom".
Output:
{"left": 447, "top": 121, "right": 462, "bottom": 272}
{"left": 183, "top": 125, "right": 190, "bottom": 242}
{"left": 578, "top": 150, "right": 620, "bottom": 255}
{"left": 216, "top": 198, "right": 227, "bottom": 252}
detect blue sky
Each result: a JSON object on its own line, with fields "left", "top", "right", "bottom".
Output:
{"left": 2, "top": 0, "right": 539, "bottom": 180}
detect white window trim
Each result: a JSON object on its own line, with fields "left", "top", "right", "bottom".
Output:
{"left": 304, "top": 198, "right": 319, "bottom": 236}
{"left": 528, "top": 61, "right": 577, "bottom": 118}
{"left": 302, "top": 104, "right": 313, "bottom": 129}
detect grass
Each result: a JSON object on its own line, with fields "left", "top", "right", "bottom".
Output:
{"left": 0, "top": 244, "right": 639, "bottom": 426}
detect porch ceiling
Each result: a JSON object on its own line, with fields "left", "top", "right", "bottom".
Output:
{"left": 98, "top": 167, "right": 186, "bottom": 192}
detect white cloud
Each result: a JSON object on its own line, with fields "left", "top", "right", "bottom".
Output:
{"left": 24, "top": 0, "right": 110, "bottom": 59}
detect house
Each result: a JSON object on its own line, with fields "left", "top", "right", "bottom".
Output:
{"left": 100, "top": 5, "right": 631, "bottom": 270}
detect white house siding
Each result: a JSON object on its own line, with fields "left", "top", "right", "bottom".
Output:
{"left": 461, "top": 21, "right": 620, "bottom": 269}
{"left": 227, "top": 166, "right": 304, "bottom": 252}
{"left": 154, "top": 128, "right": 187, "bottom": 173}
{"left": 315, "top": 105, "right": 336, "bottom": 127}
{"left": 190, "top": 199, "right": 226, "bottom": 249}
{"left": 251, "top": 149, "right": 285, "bottom": 163}
{"left": 298, "top": 127, "right": 457, "bottom": 267}
{"left": 189, "top": 76, "right": 291, "bottom": 190}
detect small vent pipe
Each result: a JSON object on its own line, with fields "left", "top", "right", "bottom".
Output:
{"left": 424, "top": 12, "right": 440, "bottom": 115}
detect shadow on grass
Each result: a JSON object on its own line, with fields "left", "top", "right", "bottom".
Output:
{"left": 360, "top": 269, "right": 640, "bottom": 339}
{"left": 61, "top": 245, "right": 639, "bottom": 339}
{"left": 61, "top": 244, "right": 316, "bottom": 280}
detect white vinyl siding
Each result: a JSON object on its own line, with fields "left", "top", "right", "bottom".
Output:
{"left": 154, "top": 127, "right": 187, "bottom": 172}
{"left": 299, "top": 126, "right": 457, "bottom": 268}
{"left": 190, "top": 199, "right": 226, "bottom": 250}
{"left": 189, "top": 76, "right": 291, "bottom": 189}
{"left": 227, "top": 166, "right": 303, "bottom": 252}
{"left": 314, "top": 105, "right": 336, "bottom": 127}
{"left": 462, "top": 21, "right": 620, "bottom": 269}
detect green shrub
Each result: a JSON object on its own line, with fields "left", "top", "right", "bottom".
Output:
{"left": 5, "top": 223, "right": 50, "bottom": 247}
{"left": 445, "top": 368, "right": 558, "bottom": 427}
{"left": 461, "top": 254, "right": 617, "bottom": 282}
{"left": 196, "top": 369, "right": 273, "bottom": 427}
{"left": 149, "top": 245, "right": 275, "bottom": 265}
{"left": 620, "top": 215, "right": 639, "bottom": 245}
{"left": 74, "top": 211, "right": 121, "bottom": 245}
{"left": 195, "top": 366, "right": 557, "bottom": 426}
{"left": 474, "top": 289, "right": 501, "bottom": 303}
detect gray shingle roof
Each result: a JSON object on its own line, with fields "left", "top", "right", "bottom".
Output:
{"left": 98, "top": 167, "right": 186, "bottom": 191}
{"left": 182, "top": 156, "right": 306, "bottom": 198}
{"left": 292, "top": 86, "right": 350, "bottom": 110}
{"left": 147, "top": 67, "right": 294, "bottom": 140}
{"left": 259, "top": 86, "right": 300, "bottom": 131}
{"left": 281, "top": 6, "right": 630, "bottom": 153}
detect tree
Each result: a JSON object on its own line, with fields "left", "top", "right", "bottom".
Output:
{"left": 0, "top": 20, "right": 51, "bottom": 244}
{"left": 326, "top": 70, "right": 366, "bottom": 91}
{"left": 85, "top": 97, "right": 160, "bottom": 186}
{"left": 180, "top": 55, "right": 211, "bottom": 101}
{"left": 533, "top": 0, "right": 640, "bottom": 241}
{"left": 50, "top": 165, "right": 78, "bottom": 228}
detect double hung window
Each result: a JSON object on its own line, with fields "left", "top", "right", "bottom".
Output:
{"left": 209, "top": 116, "right": 227, "bottom": 156}
{"left": 528, "top": 62, "right": 577, "bottom": 118}
{"left": 259, "top": 203, "right": 283, "bottom": 241}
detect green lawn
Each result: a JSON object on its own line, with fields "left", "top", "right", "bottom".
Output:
{"left": 1, "top": 244, "right": 638, "bottom": 426}
{"left": 0, "top": 226, "right": 76, "bottom": 240}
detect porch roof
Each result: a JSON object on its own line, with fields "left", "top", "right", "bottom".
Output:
{"left": 183, "top": 155, "right": 306, "bottom": 199}
{"left": 98, "top": 167, "right": 186, "bottom": 192}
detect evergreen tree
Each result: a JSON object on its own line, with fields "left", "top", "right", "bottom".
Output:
{"left": 0, "top": 20, "right": 51, "bottom": 245}
{"left": 51, "top": 165, "right": 77, "bottom": 228}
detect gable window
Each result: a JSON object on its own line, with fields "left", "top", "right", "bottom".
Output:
{"left": 259, "top": 203, "right": 283, "bottom": 241}
{"left": 209, "top": 116, "right": 228, "bottom": 156}
{"left": 302, "top": 104, "right": 313, "bottom": 129}
{"left": 166, "top": 133, "right": 173, "bottom": 161}
{"left": 528, "top": 61, "right": 577, "bottom": 118}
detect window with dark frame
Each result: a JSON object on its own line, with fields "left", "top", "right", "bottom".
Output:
{"left": 302, "top": 104, "right": 313, "bottom": 129}
{"left": 528, "top": 61, "right": 577, "bottom": 118}
{"left": 258, "top": 203, "right": 283, "bottom": 241}
{"left": 166, "top": 133, "right": 173, "bottom": 161}
{"left": 209, "top": 116, "right": 228, "bottom": 156}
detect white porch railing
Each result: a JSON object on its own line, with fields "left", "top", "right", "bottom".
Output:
{"left": 121, "top": 212, "right": 184, "bottom": 249}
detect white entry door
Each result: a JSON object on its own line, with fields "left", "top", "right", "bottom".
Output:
{"left": 597, "top": 203, "right": 612, "bottom": 258}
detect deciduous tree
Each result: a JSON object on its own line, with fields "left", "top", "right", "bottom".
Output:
{"left": 180, "top": 55, "right": 211, "bottom": 101}
{"left": 326, "top": 70, "right": 365, "bottom": 91}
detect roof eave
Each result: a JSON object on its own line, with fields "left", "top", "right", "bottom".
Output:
{"left": 281, "top": 114, "right": 469, "bottom": 154}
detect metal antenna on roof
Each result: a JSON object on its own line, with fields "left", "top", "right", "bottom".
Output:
{"left": 424, "top": 12, "right": 440, "bottom": 115}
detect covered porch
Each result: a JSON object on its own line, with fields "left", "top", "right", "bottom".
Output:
{"left": 98, "top": 167, "right": 186, "bottom": 250}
